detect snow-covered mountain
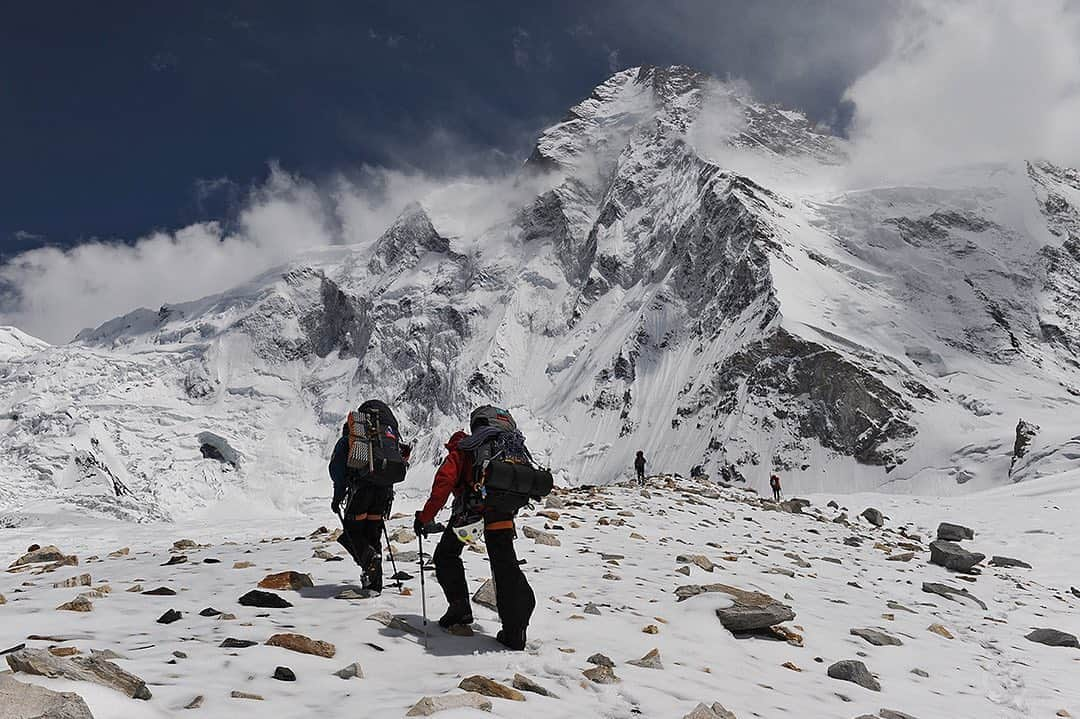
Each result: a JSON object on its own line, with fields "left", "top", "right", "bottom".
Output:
{"left": 2, "top": 66, "right": 1079, "bottom": 522}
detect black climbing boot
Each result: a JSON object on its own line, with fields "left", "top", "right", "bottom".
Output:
{"left": 496, "top": 626, "right": 527, "bottom": 651}
{"left": 438, "top": 600, "right": 474, "bottom": 629}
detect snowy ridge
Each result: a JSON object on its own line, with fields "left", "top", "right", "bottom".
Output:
{"left": 1, "top": 65, "right": 1079, "bottom": 522}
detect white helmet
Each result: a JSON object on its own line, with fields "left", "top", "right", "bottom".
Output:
{"left": 453, "top": 518, "right": 485, "bottom": 545}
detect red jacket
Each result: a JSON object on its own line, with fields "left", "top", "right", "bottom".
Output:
{"left": 418, "top": 431, "right": 472, "bottom": 524}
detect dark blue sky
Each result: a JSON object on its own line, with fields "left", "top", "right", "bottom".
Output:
{"left": 0, "top": 1, "right": 897, "bottom": 253}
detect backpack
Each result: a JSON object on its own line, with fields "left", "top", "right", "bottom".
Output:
{"left": 345, "top": 401, "right": 407, "bottom": 486}
{"left": 463, "top": 427, "right": 553, "bottom": 516}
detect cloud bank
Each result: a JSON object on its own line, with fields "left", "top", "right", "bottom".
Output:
{"left": 0, "top": 163, "right": 550, "bottom": 343}
{"left": 844, "top": 0, "right": 1080, "bottom": 182}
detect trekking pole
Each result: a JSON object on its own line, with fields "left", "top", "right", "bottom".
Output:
{"left": 383, "top": 524, "right": 403, "bottom": 590}
{"left": 417, "top": 531, "right": 428, "bottom": 648}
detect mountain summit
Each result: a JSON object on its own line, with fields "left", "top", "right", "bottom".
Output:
{"left": 1, "top": 66, "right": 1078, "bottom": 521}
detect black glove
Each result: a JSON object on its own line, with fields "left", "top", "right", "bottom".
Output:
{"left": 331, "top": 496, "right": 342, "bottom": 515}
{"left": 414, "top": 511, "right": 425, "bottom": 536}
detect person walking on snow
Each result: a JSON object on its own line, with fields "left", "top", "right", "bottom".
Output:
{"left": 770, "top": 473, "right": 782, "bottom": 502}
{"left": 414, "top": 405, "right": 537, "bottom": 651}
{"left": 329, "top": 399, "right": 410, "bottom": 595}
{"left": 634, "top": 450, "right": 647, "bottom": 485}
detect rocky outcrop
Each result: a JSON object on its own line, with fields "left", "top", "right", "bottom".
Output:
{"left": 1011, "top": 419, "right": 1040, "bottom": 473}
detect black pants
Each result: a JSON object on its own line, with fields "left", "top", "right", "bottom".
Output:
{"left": 772, "top": 488, "right": 781, "bottom": 501}
{"left": 636, "top": 467, "right": 645, "bottom": 483}
{"left": 432, "top": 514, "right": 536, "bottom": 633}
{"left": 338, "top": 483, "right": 392, "bottom": 590}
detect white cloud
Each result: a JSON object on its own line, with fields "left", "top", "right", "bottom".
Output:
{"left": 844, "top": 0, "right": 1080, "bottom": 183}
{"left": 0, "top": 161, "right": 560, "bottom": 344}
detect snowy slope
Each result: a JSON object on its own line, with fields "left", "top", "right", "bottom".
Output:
{"left": 0, "top": 473, "right": 1077, "bottom": 718}
{"left": 1, "top": 66, "right": 1079, "bottom": 523}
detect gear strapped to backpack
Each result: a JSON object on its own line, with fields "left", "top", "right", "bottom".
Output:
{"left": 345, "top": 400, "right": 407, "bottom": 486}
{"left": 454, "top": 410, "right": 553, "bottom": 520}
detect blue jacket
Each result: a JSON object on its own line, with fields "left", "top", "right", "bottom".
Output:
{"left": 328, "top": 429, "right": 350, "bottom": 503}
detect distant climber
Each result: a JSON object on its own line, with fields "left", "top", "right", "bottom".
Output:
{"left": 414, "top": 405, "right": 552, "bottom": 650}
{"left": 770, "top": 474, "right": 782, "bottom": 502}
{"left": 634, "top": 450, "right": 647, "bottom": 485}
{"left": 329, "top": 399, "right": 410, "bottom": 595}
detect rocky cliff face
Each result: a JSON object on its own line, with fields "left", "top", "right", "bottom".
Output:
{"left": 1, "top": 66, "right": 1079, "bottom": 521}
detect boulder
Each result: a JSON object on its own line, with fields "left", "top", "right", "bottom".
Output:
{"left": 141, "top": 586, "right": 176, "bottom": 596}
{"left": 850, "top": 628, "right": 903, "bottom": 646}
{"left": 1011, "top": 418, "right": 1039, "bottom": 471}
{"left": 676, "top": 554, "right": 716, "bottom": 572}
{"left": 990, "top": 556, "right": 1031, "bottom": 569}
{"left": 922, "top": 582, "right": 987, "bottom": 610}
{"left": 512, "top": 673, "right": 555, "bottom": 697}
{"left": 257, "top": 571, "right": 314, "bottom": 591}
{"left": 779, "top": 498, "right": 811, "bottom": 514}
{"left": 582, "top": 665, "right": 619, "bottom": 684}
{"left": 586, "top": 653, "right": 614, "bottom": 667}
{"left": 936, "top": 522, "right": 975, "bottom": 541}
{"left": 238, "top": 590, "right": 293, "bottom": 608}
{"left": 627, "top": 648, "right": 663, "bottom": 669}
{"left": 10, "top": 545, "right": 66, "bottom": 568}
{"left": 334, "top": 662, "right": 364, "bottom": 680}
{"left": 683, "top": 704, "right": 737, "bottom": 719}
{"left": 272, "top": 666, "right": 296, "bottom": 681}
{"left": 522, "top": 526, "right": 561, "bottom": 546}
{"left": 57, "top": 596, "right": 93, "bottom": 613}
{"left": 861, "top": 508, "right": 885, "bottom": 527}
{"left": 265, "top": 633, "right": 335, "bottom": 658}
{"left": 1026, "top": 628, "right": 1080, "bottom": 648}
{"left": 473, "top": 578, "right": 498, "bottom": 611}
{"left": 928, "top": 541, "right": 984, "bottom": 573}
{"left": 675, "top": 583, "right": 795, "bottom": 631}
{"left": 827, "top": 659, "right": 880, "bottom": 692}
{"left": 0, "top": 674, "right": 94, "bottom": 719}
{"left": 459, "top": 675, "right": 525, "bottom": 701}
{"left": 406, "top": 693, "right": 492, "bottom": 715}
{"left": 6, "top": 649, "right": 151, "bottom": 699}
{"left": 156, "top": 609, "right": 182, "bottom": 625}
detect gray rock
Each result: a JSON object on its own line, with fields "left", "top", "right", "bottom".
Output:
{"left": 6, "top": 649, "right": 151, "bottom": 700}
{"left": 512, "top": 673, "right": 555, "bottom": 697}
{"left": 1025, "top": 628, "right": 1079, "bottom": 648}
{"left": 9, "top": 545, "right": 67, "bottom": 568}
{"left": 1011, "top": 418, "right": 1039, "bottom": 472}
{"left": 157, "top": 609, "right": 182, "bottom": 625}
{"left": 827, "top": 659, "right": 880, "bottom": 691}
{"left": 472, "top": 578, "right": 497, "bottom": 611}
{"left": 334, "top": 662, "right": 364, "bottom": 679}
{"left": 586, "top": 652, "right": 615, "bottom": 667}
{"left": 922, "top": 581, "right": 987, "bottom": 610}
{"left": 880, "top": 710, "right": 920, "bottom": 719}
{"left": 272, "top": 666, "right": 296, "bottom": 681}
{"left": 582, "top": 665, "right": 619, "bottom": 684}
{"left": 366, "top": 611, "right": 424, "bottom": 637}
{"left": 861, "top": 508, "right": 884, "bottom": 527}
{"left": 910, "top": 668, "right": 929, "bottom": 678}
{"left": 405, "top": 693, "right": 492, "bottom": 716}
{"left": 928, "top": 540, "right": 985, "bottom": 573}
{"left": 779, "top": 498, "right": 811, "bottom": 514}
{"left": 676, "top": 583, "right": 795, "bottom": 632}
{"left": 936, "top": 522, "right": 974, "bottom": 541}
{"left": 584, "top": 602, "right": 601, "bottom": 615}
{"left": 850, "top": 628, "right": 903, "bottom": 646}
{"left": 989, "top": 556, "right": 1031, "bottom": 569}
{"left": 683, "top": 704, "right": 738, "bottom": 719}
{"left": 0, "top": 674, "right": 94, "bottom": 719}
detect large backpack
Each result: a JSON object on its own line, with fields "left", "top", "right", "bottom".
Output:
{"left": 345, "top": 400, "right": 407, "bottom": 486}
{"left": 464, "top": 419, "right": 553, "bottom": 515}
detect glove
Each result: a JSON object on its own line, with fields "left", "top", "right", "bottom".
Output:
{"left": 331, "top": 496, "right": 342, "bottom": 515}
{"left": 414, "top": 511, "right": 425, "bottom": 536}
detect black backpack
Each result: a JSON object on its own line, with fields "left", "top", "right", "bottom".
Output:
{"left": 467, "top": 429, "right": 553, "bottom": 514}
{"left": 345, "top": 400, "right": 407, "bottom": 486}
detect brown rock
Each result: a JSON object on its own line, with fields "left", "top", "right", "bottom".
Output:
{"left": 108, "top": 547, "right": 130, "bottom": 558}
{"left": 583, "top": 665, "right": 620, "bottom": 684}
{"left": 266, "top": 633, "right": 336, "bottom": 658}
{"left": 233, "top": 561, "right": 255, "bottom": 569}
{"left": 53, "top": 574, "right": 92, "bottom": 589}
{"left": 48, "top": 647, "right": 81, "bottom": 657}
{"left": 928, "top": 623, "right": 954, "bottom": 639}
{"left": 230, "top": 690, "right": 263, "bottom": 700}
{"left": 57, "top": 596, "right": 93, "bottom": 612}
{"left": 782, "top": 661, "right": 802, "bottom": 672}
{"left": 627, "top": 648, "right": 663, "bottom": 669}
{"left": 458, "top": 675, "right": 525, "bottom": 701}
{"left": 10, "top": 545, "right": 66, "bottom": 568}
{"left": 257, "top": 571, "right": 314, "bottom": 591}
{"left": 643, "top": 624, "right": 660, "bottom": 634}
